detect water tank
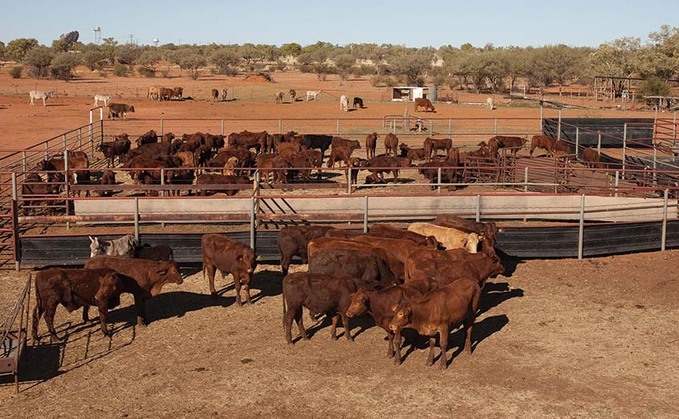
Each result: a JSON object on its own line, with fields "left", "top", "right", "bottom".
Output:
{"left": 429, "top": 85, "right": 437, "bottom": 102}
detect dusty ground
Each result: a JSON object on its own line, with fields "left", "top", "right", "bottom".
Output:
{"left": 1, "top": 69, "right": 678, "bottom": 417}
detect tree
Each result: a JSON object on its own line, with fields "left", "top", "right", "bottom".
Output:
{"left": 81, "top": 49, "right": 106, "bottom": 71}
{"left": 176, "top": 50, "right": 206, "bottom": 80}
{"left": 6, "top": 38, "right": 39, "bottom": 61}
{"left": 280, "top": 43, "right": 302, "bottom": 58}
{"left": 23, "top": 46, "right": 53, "bottom": 78}
{"left": 389, "top": 49, "right": 433, "bottom": 86}
{"left": 637, "top": 76, "right": 671, "bottom": 99}
{"left": 333, "top": 53, "right": 356, "bottom": 85}
{"left": 587, "top": 37, "right": 640, "bottom": 97}
{"left": 0, "top": 41, "right": 5, "bottom": 60}
{"left": 211, "top": 48, "right": 240, "bottom": 74}
{"left": 116, "top": 44, "right": 141, "bottom": 65}
{"left": 100, "top": 38, "right": 118, "bottom": 65}
{"left": 50, "top": 51, "right": 80, "bottom": 81}
{"left": 138, "top": 49, "right": 162, "bottom": 73}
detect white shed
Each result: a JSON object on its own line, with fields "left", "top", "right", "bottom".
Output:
{"left": 391, "top": 86, "right": 431, "bottom": 102}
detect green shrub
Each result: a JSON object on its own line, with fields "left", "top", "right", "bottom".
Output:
{"left": 9, "top": 66, "right": 22, "bottom": 79}
{"left": 638, "top": 77, "right": 671, "bottom": 99}
{"left": 138, "top": 66, "right": 155, "bottom": 78}
{"left": 113, "top": 64, "right": 128, "bottom": 77}
{"left": 98, "top": 70, "right": 108, "bottom": 78}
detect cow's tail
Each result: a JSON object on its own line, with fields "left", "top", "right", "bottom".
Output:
{"left": 31, "top": 272, "right": 42, "bottom": 339}
{"left": 281, "top": 279, "right": 287, "bottom": 328}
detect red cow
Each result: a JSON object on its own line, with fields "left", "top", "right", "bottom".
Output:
{"left": 389, "top": 279, "right": 481, "bottom": 369}
{"left": 277, "top": 225, "right": 336, "bottom": 275}
{"left": 201, "top": 234, "right": 256, "bottom": 306}
{"left": 282, "top": 272, "right": 357, "bottom": 344}
{"left": 32, "top": 267, "right": 145, "bottom": 341}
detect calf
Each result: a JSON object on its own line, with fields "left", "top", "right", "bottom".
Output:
{"left": 384, "top": 133, "right": 399, "bottom": 156}
{"left": 195, "top": 174, "right": 250, "bottom": 196}
{"left": 29, "top": 90, "right": 54, "bottom": 106}
{"left": 282, "top": 272, "right": 357, "bottom": 344}
{"left": 365, "top": 132, "right": 377, "bottom": 159}
{"left": 89, "top": 234, "right": 138, "bottom": 258}
{"left": 582, "top": 147, "right": 604, "bottom": 169}
{"left": 400, "top": 144, "right": 426, "bottom": 160}
{"left": 423, "top": 137, "right": 453, "bottom": 161}
{"left": 277, "top": 225, "right": 335, "bottom": 275}
{"left": 32, "top": 268, "right": 145, "bottom": 341}
{"left": 345, "top": 279, "right": 438, "bottom": 358}
{"left": 93, "top": 94, "right": 111, "bottom": 107}
{"left": 301, "top": 134, "right": 333, "bottom": 158}
{"left": 107, "top": 103, "right": 135, "bottom": 119}
{"left": 135, "top": 130, "right": 158, "bottom": 147}
{"left": 98, "top": 138, "right": 131, "bottom": 167}
{"left": 84, "top": 257, "right": 183, "bottom": 297}
{"left": 414, "top": 97, "right": 435, "bottom": 112}
{"left": 353, "top": 97, "right": 364, "bottom": 108}
{"left": 201, "top": 234, "right": 256, "bottom": 306}
{"left": 389, "top": 279, "right": 481, "bottom": 369}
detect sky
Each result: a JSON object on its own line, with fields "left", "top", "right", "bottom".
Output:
{"left": 1, "top": 1, "right": 677, "bottom": 49}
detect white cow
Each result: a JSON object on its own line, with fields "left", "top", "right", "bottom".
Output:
{"left": 306, "top": 90, "right": 321, "bottom": 101}
{"left": 486, "top": 97, "right": 495, "bottom": 110}
{"left": 407, "top": 222, "right": 482, "bottom": 253}
{"left": 339, "top": 95, "right": 349, "bottom": 112}
{"left": 29, "top": 90, "right": 54, "bottom": 106}
{"left": 93, "top": 94, "right": 111, "bottom": 107}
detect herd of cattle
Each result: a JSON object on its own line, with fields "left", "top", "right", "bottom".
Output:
{"left": 31, "top": 213, "right": 505, "bottom": 369}
{"left": 20, "top": 126, "right": 603, "bottom": 211}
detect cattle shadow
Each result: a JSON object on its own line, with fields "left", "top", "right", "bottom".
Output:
{"left": 397, "top": 314, "right": 509, "bottom": 366}
{"left": 497, "top": 251, "right": 523, "bottom": 278}
{"left": 293, "top": 312, "right": 372, "bottom": 343}
{"left": 478, "top": 281, "right": 524, "bottom": 316}
{"left": 105, "top": 291, "right": 235, "bottom": 324}
{"left": 251, "top": 269, "right": 283, "bottom": 301}
{"left": 0, "top": 343, "right": 62, "bottom": 390}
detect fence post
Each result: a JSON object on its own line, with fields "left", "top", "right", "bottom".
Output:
{"left": 437, "top": 167, "right": 442, "bottom": 194}
{"left": 575, "top": 127, "right": 580, "bottom": 158}
{"left": 336, "top": 119, "right": 340, "bottom": 135}
{"left": 160, "top": 168, "right": 165, "bottom": 198}
{"left": 160, "top": 119, "right": 164, "bottom": 136}
{"left": 347, "top": 167, "right": 352, "bottom": 194}
{"left": 22, "top": 152, "right": 27, "bottom": 175}
{"left": 557, "top": 109, "right": 562, "bottom": 142}
{"left": 524, "top": 166, "right": 529, "bottom": 193}
{"left": 596, "top": 132, "right": 602, "bottom": 156}
{"left": 578, "top": 194, "right": 585, "bottom": 260}
{"left": 614, "top": 170, "right": 619, "bottom": 198}
{"left": 221, "top": 119, "right": 225, "bottom": 135}
{"left": 448, "top": 119, "right": 452, "bottom": 137}
{"left": 250, "top": 196, "right": 256, "bottom": 250}
{"left": 134, "top": 197, "right": 140, "bottom": 242}
{"left": 476, "top": 194, "right": 481, "bottom": 222}
{"left": 662, "top": 189, "right": 668, "bottom": 251}
{"left": 653, "top": 146, "right": 658, "bottom": 186}
{"left": 494, "top": 118, "right": 498, "bottom": 135}
{"left": 539, "top": 103, "right": 544, "bottom": 131}
{"left": 78, "top": 127, "right": 83, "bottom": 151}
{"left": 11, "top": 172, "right": 17, "bottom": 200}
{"left": 622, "top": 123, "right": 627, "bottom": 179}
{"left": 363, "top": 195, "right": 369, "bottom": 233}
{"left": 278, "top": 119, "right": 282, "bottom": 134}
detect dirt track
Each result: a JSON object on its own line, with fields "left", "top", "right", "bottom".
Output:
{"left": 1, "top": 70, "right": 678, "bottom": 417}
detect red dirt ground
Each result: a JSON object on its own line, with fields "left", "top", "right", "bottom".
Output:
{"left": 1, "top": 69, "right": 678, "bottom": 417}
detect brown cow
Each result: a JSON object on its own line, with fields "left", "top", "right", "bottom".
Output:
{"left": 32, "top": 267, "right": 145, "bottom": 341}
{"left": 308, "top": 247, "right": 398, "bottom": 291}
{"left": 277, "top": 226, "right": 336, "bottom": 275}
{"left": 384, "top": 133, "right": 399, "bottom": 156}
{"left": 256, "top": 153, "right": 289, "bottom": 183}
{"left": 414, "top": 97, "right": 435, "bottom": 112}
{"left": 201, "top": 234, "right": 255, "bottom": 306}
{"left": 365, "top": 132, "right": 378, "bottom": 159}
{"left": 529, "top": 135, "right": 556, "bottom": 156}
{"left": 227, "top": 130, "right": 268, "bottom": 154}
{"left": 134, "top": 244, "right": 174, "bottom": 261}
{"left": 582, "top": 147, "right": 604, "bottom": 169}
{"left": 345, "top": 278, "right": 438, "bottom": 358}
{"left": 423, "top": 137, "right": 453, "bottom": 161}
{"left": 404, "top": 244, "right": 505, "bottom": 286}
{"left": 327, "top": 144, "right": 357, "bottom": 168}
{"left": 399, "top": 144, "right": 426, "bottom": 160}
{"left": 389, "top": 279, "right": 481, "bottom": 369}
{"left": 135, "top": 130, "right": 158, "bottom": 147}
{"left": 282, "top": 272, "right": 357, "bottom": 344}
{"left": 489, "top": 135, "right": 526, "bottom": 156}
{"left": 83, "top": 257, "right": 183, "bottom": 324}
{"left": 366, "top": 155, "right": 401, "bottom": 182}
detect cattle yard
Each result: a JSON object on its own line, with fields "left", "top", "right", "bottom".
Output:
{"left": 1, "top": 112, "right": 679, "bottom": 269}
{"left": 2, "top": 111, "right": 679, "bottom": 417}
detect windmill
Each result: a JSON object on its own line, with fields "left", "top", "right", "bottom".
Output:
{"left": 93, "top": 26, "right": 101, "bottom": 45}
{"left": 153, "top": 38, "right": 159, "bottom": 47}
